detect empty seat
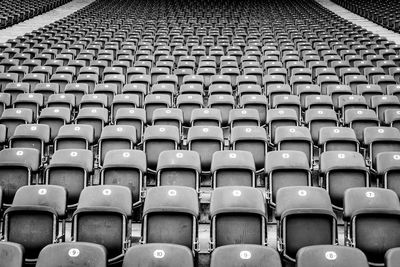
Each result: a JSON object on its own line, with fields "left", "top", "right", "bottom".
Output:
{"left": 363, "top": 127, "right": 400, "bottom": 170}
{"left": 318, "top": 127, "right": 359, "bottom": 153}
{"left": 100, "top": 149, "right": 146, "bottom": 206}
{"left": 114, "top": 108, "right": 145, "bottom": 141}
{"left": 36, "top": 242, "right": 107, "bottom": 267}
{"left": 229, "top": 108, "right": 260, "bottom": 128}
{"left": 274, "top": 126, "right": 313, "bottom": 166}
{"left": 98, "top": 125, "right": 136, "bottom": 166}
{"left": 211, "top": 150, "right": 255, "bottom": 188}
{"left": 0, "top": 148, "right": 40, "bottom": 205}
{"left": 45, "top": 149, "right": 93, "bottom": 207}
{"left": 143, "top": 125, "right": 180, "bottom": 172}
{"left": 144, "top": 94, "right": 171, "bottom": 124}
{"left": 320, "top": 151, "right": 369, "bottom": 209}
{"left": 72, "top": 185, "right": 132, "bottom": 263}
{"left": 76, "top": 107, "right": 109, "bottom": 142}
{"left": 13, "top": 93, "right": 43, "bottom": 119}
{"left": 230, "top": 126, "right": 267, "bottom": 172}
{"left": 275, "top": 186, "right": 337, "bottom": 262}
{"left": 345, "top": 109, "right": 379, "bottom": 142}
{"left": 0, "top": 242, "right": 24, "bottom": 267}
{"left": 3, "top": 185, "right": 66, "bottom": 262}
{"left": 210, "top": 186, "right": 267, "bottom": 249}
{"left": 9, "top": 124, "right": 50, "bottom": 161}
{"left": 296, "top": 245, "right": 368, "bottom": 267}
{"left": 142, "top": 186, "right": 199, "bottom": 251}
{"left": 176, "top": 94, "right": 204, "bottom": 126}
{"left": 54, "top": 125, "right": 94, "bottom": 151}
{"left": 156, "top": 150, "right": 201, "bottom": 191}
{"left": 211, "top": 244, "right": 281, "bottom": 267}
{"left": 208, "top": 95, "right": 235, "bottom": 127}
{"left": 267, "top": 108, "right": 298, "bottom": 143}
{"left": 187, "top": 126, "right": 224, "bottom": 173}
{"left": 385, "top": 247, "right": 400, "bottom": 267}
{"left": 376, "top": 152, "right": 400, "bottom": 198}
{"left": 152, "top": 108, "right": 183, "bottom": 132}
{"left": 122, "top": 243, "right": 194, "bottom": 267}
{"left": 37, "top": 107, "right": 71, "bottom": 140}
{"left": 111, "top": 94, "right": 139, "bottom": 121}
{"left": 304, "top": 109, "right": 338, "bottom": 143}
{"left": 190, "top": 108, "right": 222, "bottom": 127}
{"left": 343, "top": 188, "right": 400, "bottom": 265}
{"left": 265, "top": 150, "right": 311, "bottom": 206}
{"left": 79, "top": 94, "right": 108, "bottom": 109}
{"left": 240, "top": 95, "right": 268, "bottom": 125}
{"left": 0, "top": 108, "right": 33, "bottom": 139}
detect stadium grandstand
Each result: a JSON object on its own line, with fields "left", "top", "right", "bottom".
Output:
{"left": 0, "top": 0, "right": 400, "bottom": 266}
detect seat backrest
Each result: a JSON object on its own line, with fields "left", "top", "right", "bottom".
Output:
{"left": 143, "top": 186, "right": 199, "bottom": 249}
{"left": 36, "top": 242, "right": 107, "bottom": 267}
{"left": 210, "top": 186, "right": 266, "bottom": 248}
{"left": 297, "top": 245, "right": 368, "bottom": 267}
{"left": 211, "top": 244, "right": 281, "bottom": 267}
{"left": 0, "top": 242, "right": 24, "bottom": 267}
{"left": 122, "top": 244, "right": 194, "bottom": 267}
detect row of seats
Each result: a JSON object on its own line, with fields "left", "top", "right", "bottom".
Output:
{"left": 2, "top": 184, "right": 400, "bottom": 266}
{"left": 0, "top": 0, "right": 72, "bottom": 29}
{"left": 1, "top": 123, "right": 400, "bottom": 207}
{"left": 4, "top": 242, "right": 399, "bottom": 267}
{"left": 332, "top": 0, "right": 400, "bottom": 33}
{"left": 1, "top": 83, "right": 400, "bottom": 130}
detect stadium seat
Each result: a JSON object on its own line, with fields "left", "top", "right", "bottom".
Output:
{"left": 265, "top": 150, "right": 311, "bottom": 206}
{"left": 187, "top": 126, "right": 224, "bottom": 173}
{"left": 100, "top": 149, "right": 146, "bottom": 206}
{"left": 37, "top": 107, "right": 71, "bottom": 140}
{"left": 210, "top": 244, "right": 281, "bottom": 267}
{"left": 343, "top": 188, "right": 400, "bottom": 265}
{"left": 190, "top": 108, "right": 222, "bottom": 127}
{"left": 304, "top": 109, "right": 338, "bottom": 143}
{"left": 376, "top": 152, "right": 400, "bottom": 197}
{"left": 0, "top": 241, "right": 24, "bottom": 267}
{"left": 274, "top": 126, "right": 313, "bottom": 166}
{"left": 385, "top": 247, "right": 400, "bottom": 267}
{"left": 211, "top": 150, "right": 256, "bottom": 188}
{"left": 230, "top": 126, "right": 267, "bottom": 172}
{"left": 36, "top": 242, "right": 107, "bottom": 267}
{"left": 275, "top": 186, "right": 337, "bottom": 262}
{"left": 98, "top": 125, "right": 136, "bottom": 166}
{"left": 0, "top": 108, "right": 33, "bottom": 139}
{"left": 54, "top": 124, "right": 94, "bottom": 151}
{"left": 296, "top": 245, "right": 368, "bottom": 267}
{"left": 156, "top": 150, "right": 201, "bottom": 191}
{"left": 122, "top": 244, "right": 194, "bottom": 267}
{"left": 318, "top": 127, "right": 359, "bottom": 153}
{"left": 363, "top": 127, "right": 400, "bottom": 170}
{"left": 143, "top": 125, "right": 180, "bottom": 172}
{"left": 345, "top": 109, "right": 379, "bottom": 142}
{"left": 3, "top": 185, "right": 66, "bottom": 262}
{"left": 209, "top": 186, "right": 267, "bottom": 249}
{"left": 267, "top": 108, "right": 298, "bottom": 143}
{"left": 9, "top": 124, "right": 50, "bottom": 162}
{"left": 45, "top": 149, "right": 93, "bottom": 207}
{"left": 75, "top": 107, "right": 109, "bottom": 142}
{"left": 142, "top": 186, "right": 199, "bottom": 251}
{"left": 320, "top": 151, "right": 369, "bottom": 209}
{"left": 0, "top": 148, "right": 40, "bottom": 205}
{"left": 72, "top": 185, "right": 132, "bottom": 263}
{"left": 13, "top": 93, "right": 43, "bottom": 119}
